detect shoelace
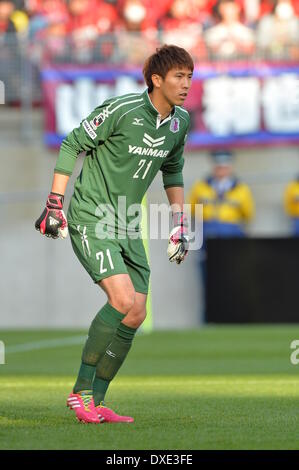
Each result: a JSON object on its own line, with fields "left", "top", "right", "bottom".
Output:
{"left": 81, "top": 393, "right": 93, "bottom": 412}
{"left": 95, "top": 401, "right": 108, "bottom": 412}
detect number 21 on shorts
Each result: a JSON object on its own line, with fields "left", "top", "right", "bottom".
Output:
{"left": 96, "top": 249, "right": 115, "bottom": 274}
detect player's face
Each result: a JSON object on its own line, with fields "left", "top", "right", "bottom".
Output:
{"left": 159, "top": 67, "right": 193, "bottom": 107}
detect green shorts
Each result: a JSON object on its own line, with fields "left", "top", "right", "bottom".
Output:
{"left": 69, "top": 223, "right": 150, "bottom": 294}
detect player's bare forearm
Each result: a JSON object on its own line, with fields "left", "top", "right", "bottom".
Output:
{"left": 165, "top": 186, "right": 185, "bottom": 213}
{"left": 166, "top": 186, "right": 189, "bottom": 264}
{"left": 51, "top": 173, "right": 70, "bottom": 196}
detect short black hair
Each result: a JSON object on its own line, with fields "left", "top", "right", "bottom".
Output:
{"left": 143, "top": 44, "right": 194, "bottom": 93}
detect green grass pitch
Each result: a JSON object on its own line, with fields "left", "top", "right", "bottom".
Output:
{"left": 1, "top": 326, "right": 299, "bottom": 450}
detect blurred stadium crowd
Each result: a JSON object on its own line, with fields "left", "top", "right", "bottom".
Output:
{"left": 1, "top": 0, "right": 299, "bottom": 63}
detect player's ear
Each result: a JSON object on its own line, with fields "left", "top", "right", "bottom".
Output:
{"left": 151, "top": 74, "right": 162, "bottom": 89}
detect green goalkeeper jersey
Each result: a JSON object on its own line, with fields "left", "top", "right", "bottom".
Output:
{"left": 54, "top": 89, "right": 190, "bottom": 234}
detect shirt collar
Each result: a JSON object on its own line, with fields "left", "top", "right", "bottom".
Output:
{"left": 143, "top": 89, "right": 176, "bottom": 119}
{"left": 143, "top": 89, "right": 176, "bottom": 129}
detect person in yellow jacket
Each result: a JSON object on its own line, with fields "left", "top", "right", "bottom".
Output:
{"left": 284, "top": 177, "right": 299, "bottom": 236}
{"left": 187, "top": 149, "right": 255, "bottom": 321}
{"left": 188, "top": 149, "right": 255, "bottom": 238}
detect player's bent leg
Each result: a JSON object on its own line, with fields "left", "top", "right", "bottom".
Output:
{"left": 72, "top": 301, "right": 127, "bottom": 391}
{"left": 92, "top": 293, "right": 147, "bottom": 423}
{"left": 69, "top": 229, "right": 148, "bottom": 423}
{"left": 77, "top": 274, "right": 135, "bottom": 378}
{"left": 69, "top": 274, "right": 136, "bottom": 423}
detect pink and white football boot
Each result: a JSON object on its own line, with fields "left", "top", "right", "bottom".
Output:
{"left": 95, "top": 402, "right": 134, "bottom": 423}
{"left": 67, "top": 391, "right": 100, "bottom": 424}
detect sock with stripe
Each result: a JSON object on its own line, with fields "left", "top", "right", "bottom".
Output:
{"left": 93, "top": 322, "right": 137, "bottom": 406}
{"left": 73, "top": 303, "right": 125, "bottom": 393}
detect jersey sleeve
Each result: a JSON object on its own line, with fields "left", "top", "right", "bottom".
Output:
{"left": 160, "top": 117, "right": 190, "bottom": 189}
{"left": 54, "top": 98, "right": 120, "bottom": 176}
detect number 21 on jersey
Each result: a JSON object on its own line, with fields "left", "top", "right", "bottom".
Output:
{"left": 133, "top": 159, "right": 152, "bottom": 179}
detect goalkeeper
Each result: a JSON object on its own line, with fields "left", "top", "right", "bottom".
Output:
{"left": 35, "top": 45, "right": 193, "bottom": 424}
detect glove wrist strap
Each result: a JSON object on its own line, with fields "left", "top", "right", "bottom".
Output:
{"left": 47, "top": 192, "right": 64, "bottom": 209}
{"left": 173, "top": 211, "right": 188, "bottom": 228}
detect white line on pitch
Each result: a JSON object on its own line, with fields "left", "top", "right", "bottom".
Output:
{"left": 5, "top": 335, "right": 86, "bottom": 354}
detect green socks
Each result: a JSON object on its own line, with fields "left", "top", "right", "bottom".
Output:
{"left": 73, "top": 303, "right": 125, "bottom": 393}
{"left": 73, "top": 303, "right": 137, "bottom": 403}
{"left": 93, "top": 322, "right": 137, "bottom": 406}
{"left": 73, "top": 363, "right": 95, "bottom": 393}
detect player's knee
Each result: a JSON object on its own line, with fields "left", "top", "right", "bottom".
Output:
{"left": 109, "top": 290, "right": 136, "bottom": 314}
{"left": 127, "top": 308, "right": 147, "bottom": 329}
{"left": 136, "top": 308, "right": 147, "bottom": 328}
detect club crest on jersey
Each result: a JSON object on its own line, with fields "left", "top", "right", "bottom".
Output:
{"left": 170, "top": 117, "right": 180, "bottom": 133}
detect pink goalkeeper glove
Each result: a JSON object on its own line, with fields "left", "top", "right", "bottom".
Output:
{"left": 35, "top": 193, "right": 68, "bottom": 239}
{"left": 167, "top": 212, "right": 189, "bottom": 264}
